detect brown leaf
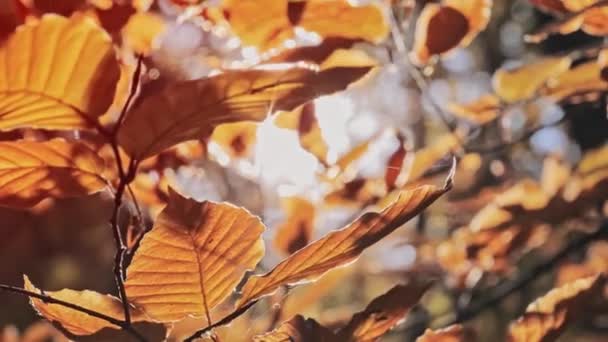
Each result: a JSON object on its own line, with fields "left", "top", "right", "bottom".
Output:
{"left": 254, "top": 315, "right": 336, "bottom": 342}
{"left": 0, "top": 14, "right": 120, "bottom": 131}
{"left": 385, "top": 134, "right": 408, "bottom": 191}
{"left": 275, "top": 102, "right": 328, "bottom": 163}
{"left": 118, "top": 66, "right": 371, "bottom": 160}
{"left": 23, "top": 276, "right": 149, "bottom": 336}
{"left": 508, "top": 275, "right": 606, "bottom": 342}
{"left": 411, "top": 0, "right": 491, "bottom": 65}
{"left": 416, "top": 324, "right": 466, "bottom": 342}
{"left": 492, "top": 57, "right": 572, "bottom": 103}
{"left": 125, "top": 188, "right": 265, "bottom": 322}
{"left": 237, "top": 177, "right": 452, "bottom": 307}
{"left": 0, "top": 139, "right": 106, "bottom": 208}
{"left": 336, "top": 282, "right": 432, "bottom": 341}
{"left": 273, "top": 196, "right": 316, "bottom": 256}
{"left": 224, "top": 0, "right": 388, "bottom": 51}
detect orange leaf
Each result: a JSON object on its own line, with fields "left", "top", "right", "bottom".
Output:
{"left": 118, "top": 66, "right": 371, "bottom": 160}
{"left": 411, "top": 0, "right": 491, "bottom": 65}
{"left": 267, "top": 37, "right": 358, "bottom": 64}
{"left": 0, "top": 14, "right": 120, "bottom": 131}
{"left": 237, "top": 176, "right": 452, "bottom": 307}
{"left": 125, "top": 188, "right": 265, "bottom": 322}
{"left": 273, "top": 196, "right": 316, "bottom": 256}
{"left": 416, "top": 325, "right": 466, "bottom": 342}
{"left": 336, "top": 282, "right": 432, "bottom": 341}
{"left": 224, "top": 0, "right": 388, "bottom": 51}
{"left": 121, "top": 11, "right": 166, "bottom": 55}
{"left": 210, "top": 121, "right": 258, "bottom": 158}
{"left": 508, "top": 275, "right": 606, "bottom": 342}
{"left": 23, "top": 276, "right": 151, "bottom": 336}
{"left": 447, "top": 94, "right": 501, "bottom": 125}
{"left": 0, "top": 139, "right": 106, "bottom": 208}
{"left": 254, "top": 315, "right": 336, "bottom": 342}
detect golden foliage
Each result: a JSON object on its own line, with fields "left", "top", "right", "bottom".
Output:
{"left": 0, "top": 139, "right": 106, "bottom": 208}
{"left": 224, "top": 0, "right": 388, "bottom": 51}
{"left": 492, "top": 57, "right": 572, "bottom": 103}
{"left": 0, "top": 15, "right": 119, "bottom": 131}
{"left": 508, "top": 275, "right": 606, "bottom": 342}
{"left": 448, "top": 94, "right": 501, "bottom": 125}
{"left": 118, "top": 66, "right": 371, "bottom": 160}
{"left": 237, "top": 179, "right": 451, "bottom": 307}
{"left": 254, "top": 315, "right": 336, "bottom": 342}
{"left": 210, "top": 121, "right": 258, "bottom": 158}
{"left": 125, "top": 189, "right": 265, "bottom": 322}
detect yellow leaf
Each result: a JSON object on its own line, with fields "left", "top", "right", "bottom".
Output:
{"left": 224, "top": 0, "right": 388, "bottom": 51}
{"left": 492, "top": 57, "right": 571, "bottom": 103}
{"left": 118, "top": 66, "right": 371, "bottom": 160}
{"left": 23, "top": 276, "right": 147, "bottom": 336}
{"left": 0, "top": 139, "right": 106, "bottom": 208}
{"left": 210, "top": 121, "right": 259, "bottom": 158}
{"left": 254, "top": 315, "right": 336, "bottom": 342}
{"left": 543, "top": 60, "right": 608, "bottom": 102}
{"left": 447, "top": 94, "right": 501, "bottom": 125}
{"left": 407, "top": 133, "right": 460, "bottom": 182}
{"left": 237, "top": 179, "right": 451, "bottom": 307}
{"left": 0, "top": 14, "right": 120, "bottom": 131}
{"left": 508, "top": 275, "right": 606, "bottom": 342}
{"left": 336, "top": 282, "right": 432, "bottom": 341}
{"left": 122, "top": 12, "right": 166, "bottom": 55}
{"left": 125, "top": 188, "right": 265, "bottom": 322}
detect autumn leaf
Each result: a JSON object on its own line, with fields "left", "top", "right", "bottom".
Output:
{"left": 237, "top": 175, "right": 452, "bottom": 307}
{"left": 416, "top": 325, "right": 465, "bottom": 342}
{"left": 122, "top": 11, "right": 166, "bottom": 55}
{"left": 526, "top": 2, "right": 608, "bottom": 42}
{"left": 254, "top": 315, "right": 336, "bottom": 342}
{"left": 275, "top": 102, "right": 328, "bottom": 164}
{"left": 447, "top": 94, "right": 501, "bottom": 125}
{"left": 124, "top": 188, "right": 265, "bottom": 322}
{"left": 267, "top": 37, "right": 359, "bottom": 64}
{"left": 492, "top": 57, "right": 571, "bottom": 103}
{"left": 411, "top": 0, "right": 492, "bottom": 65}
{"left": 224, "top": 0, "right": 388, "bottom": 51}
{"left": 335, "top": 282, "right": 432, "bottom": 341}
{"left": 0, "top": 14, "right": 120, "bottom": 131}
{"left": 210, "top": 121, "right": 259, "bottom": 158}
{"left": 118, "top": 66, "right": 371, "bottom": 160}
{"left": 23, "top": 276, "right": 149, "bottom": 336}
{"left": 0, "top": 139, "right": 106, "bottom": 208}
{"left": 385, "top": 134, "right": 408, "bottom": 191}
{"left": 273, "top": 196, "right": 316, "bottom": 256}
{"left": 542, "top": 59, "right": 608, "bottom": 103}
{"left": 508, "top": 275, "right": 606, "bottom": 342}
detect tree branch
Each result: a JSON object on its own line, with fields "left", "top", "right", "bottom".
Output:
{"left": 0, "top": 284, "right": 147, "bottom": 342}
{"left": 184, "top": 300, "right": 259, "bottom": 342}
{"left": 442, "top": 220, "right": 608, "bottom": 327}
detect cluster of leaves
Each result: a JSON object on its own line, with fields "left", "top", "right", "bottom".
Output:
{"left": 0, "top": 0, "right": 607, "bottom": 341}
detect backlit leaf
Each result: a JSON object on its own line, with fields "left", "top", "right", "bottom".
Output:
{"left": 118, "top": 66, "right": 371, "bottom": 160}
{"left": 336, "top": 282, "right": 432, "bottom": 341}
{"left": 224, "top": 0, "right": 388, "bottom": 51}
{"left": 0, "top": 139, "right": 106, "bottom": 208}
{"left": 125, "top": 188, "right": 265, "bottom": 322}
{"left": 23, "top": 276, "right": 148, "bottom": 336}
{"left": 254, "top": 315, "right": 336, "bottom": 342}
{"left": 0, "top": 14, "right": 120, "bottom": 131}
{"left": 508, "top": 275, "right": 606, "bottom": 342}
{"left": 210, "top": 121, "right": 258, "bottom": 158}
{"left": 447, "top": 94, "right": 501, "bottom": 125}
{"left": 237, "top": 178, "right": 452, "bottom": 307}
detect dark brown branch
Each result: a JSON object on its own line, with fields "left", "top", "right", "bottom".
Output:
{"left": 184, "top": 300, "right": 259, "bottom": 342}
{"left": 114, "top": 54, "right": 144, "bottom": 135}
{"left": 0, "top": 284, "right": 147, "bottom": 342}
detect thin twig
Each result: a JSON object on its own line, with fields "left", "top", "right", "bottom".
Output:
{"left": 184, "top": 300, "right": 259, "bottom": 342}
{"left": 114, "top": 54, "right": 144, "bottom": 135}
{"left": 440, "top": 220, "right": 608, "bottom": 327}
{"left": 0, "top": 284, "right": 147, "bottom": 342}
